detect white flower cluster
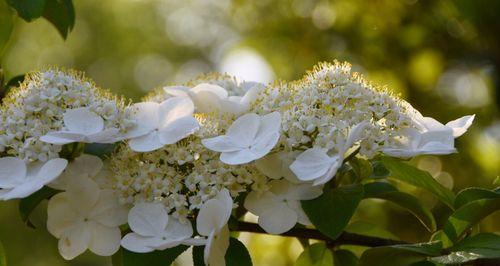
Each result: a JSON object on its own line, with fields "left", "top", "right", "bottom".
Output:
{"left": 0, "top": 69, "right": 133, "bottom": 162}
{"left": 0, "top": 63, "right": 475, "bottom": 265}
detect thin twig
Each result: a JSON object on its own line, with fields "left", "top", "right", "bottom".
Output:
{"left": 233, "top": 221, "right": 407, "bottom": 247}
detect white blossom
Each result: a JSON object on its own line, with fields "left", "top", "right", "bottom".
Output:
{"left": 290, "top": 121, "right": 370, "bottom": 185}
{"left": 47, "top": 176, "right": 128, "bottom": 260}
{"left": 41, "top": 108, "right": 121, "bottom": 145}
{"left": 121, "top": 203, "right": 202, "bottom": 253}
{"left": 202, "top": 112, "right": 281, "bottom": 165}
{"left": 244, "top": 179, "right": 322, "bottom": 234}
{"left": 196, "top": 188, "right": 233, "bottom": 266}
{"left": 124, "top": 97, "right": 200, "bottom": 152}
{"left": 0, "top": 157, "right": 67, "bottom": 200}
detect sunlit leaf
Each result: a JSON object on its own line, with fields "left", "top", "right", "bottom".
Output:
{"left": 363, "top": 182, "right": 436, "bottom": 232}
{"left": 122, "top": 245, "right": 188, "bottom": 266}
{"left": 381, "top": 157, "right": 455, "bottom": 209}
{"left": 19, "top": 186, "right": 60, "bottom": 228}
{"left": 359, "top": 241, "right": 442, "bottom": 266}
{"left": 430, "top": 233, "right": 500, "bottom": 264}
{"left": 302, "top": 184, "right": 364, "bottom": 240}
{"left": 454, "top": 187, "right": 500, "bottom": 209}
{"left": 0, "top": 1, "right": 14, "bottom": 55}
{"left": 296, "top": 243, "right": 333, "bottom": 266}
{"left": 0, "top": 240, "right": 6, "bottom": 266}
{"left": 345, "top": 221, "right": 400, "bottom": 241}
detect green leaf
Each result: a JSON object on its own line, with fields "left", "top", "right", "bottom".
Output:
{"left": 0, "top": 1, "right": 14, "bottom": 56}
{"left": 226, "top": 238, "right": 252, "bottom": 266}
{"left": 345, "top": 221, "right": 400, "bottom": 241}
{"left": 42, "top": 0, "right": 75, "bottom": 39}
{"left": 381, "top": 157, "right": 455, "bottom": 209}
{"left": 370, "top": 161, "right": 390, "bottom": 179}
{"left": 454, "top": 187, "right": 500, "bottom": 209}
{"left": 442, "top": 197, "right": 500, "bottom": 244}
{"left": 296, "top": 243, "right": 334, "bottom": 266}
{"left": 122, "top": 245, "right": 188, "bottom": 266}
{"left": 358, "top": 241, "right": 442, "bottom": 266}
{"left": 111, "top": 248, "right": 123, "bottom": 266}
{"left": 363, "top": 182, "right": 436, "bottom": 232}
{"left": 84, "top": 143, "right": 116, "bottom": 158}
{"left": 349, "top": 157, "right": 373, "bottom": 180}
{"left": 302, "top": 184, "right": 364, "bottom": 240}
{"left": 19, "top": 186, "right": 60, "bottom": 228}
{"left": 333, "top": 249, "right": 358, "bottom": 266}
{"left": 430, "top": 233, "right": 500, "bottom": 264}
{"left": 7, "top": 0, "right": 46, "bottom": 22}
{"left": 0, "top": 239, "right": 6, "bottom": 266}
{"left": 192, "top": 245, "right": 205, "bottom": 266}
{"left": 5, "top": 74, "right": 25, "bottom": 89}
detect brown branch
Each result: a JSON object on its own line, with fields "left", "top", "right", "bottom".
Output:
{"left": 233, "top": 221, "right": 408, "bottom": 247}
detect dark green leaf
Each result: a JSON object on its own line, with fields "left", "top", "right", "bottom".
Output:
{"left": 443, "top": 198, "right": 500, "bottom": 244}
{"left": 192, "top": 245, "right": 204, "bottom": 266}
{"left": 430, "top": 233, "right": 500, "bottom": 264}
{"left": 345, "top": 221, "right": 400, "bottom": 241}
{"left": 5, "top": 74, "right": 26, "bottom": 88}
{"left": 454, "top": 187, "right": 500, "bottom": 209}
{"left": 370, "top": 161, "right": 390, "bottom": 179}
{"left": 42, "top": 0, "right": 75, "bottom": 39}
{"left": 84, "top": 143, "right": 116, "bottom": 158}
{"left": 358, "top": 241, "right": 442, "bottom": 266}
{"left": 122, "top": 245, "right": 188, "bottom": 266}
{"left": 296, "top": 243, "right": 333, "bottom": 266}
{"left": 7, "top": 0, "right": 46, "bottom": 21}
{"left": 333, "top": 249, "right": 358, "bottom": 266}
{"left": 302, "top": 184, "right": 364, "bottom": 240}
{"left": 363, "top": 182, "right": 436, "bottom": 232}
{"left": 381, "top": 157, "right": 455, "bottom": 209}
{"left": 349, "top": 157, "right": 373, "bottom": 180}
{"left": 226, "top": 237, "right": 252, "bottom": 266}
{"left": 111, "top": 248, "right": 123, "bottom": 266}
{"left": 19, "top": 186, "right": 60, "bottom": 228}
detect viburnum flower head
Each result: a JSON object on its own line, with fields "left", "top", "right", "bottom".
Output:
{"left": 196, "top": 188, "right": 233, "bottom": 266}
{"left": 382, "top": 110, "right": 475, "bottom": 158}
{"left": 124, "top": 96, "right": 200, "bottom": 152}
{"left": 40, "top": 107, "right": 121, "bottom": 145}
{"left": 164, "top": 82, "right": 262, "bottom": 115}
{"left": 244, "top": 179, "right": 322, "bottom": 234}
{"left": 290, "top": 121, "right": 370, "bottom": 186}
{"left": 0, "top": 157, "right": 67, "bottom": 200}
{"left": 47, "top": 176, "right": 128, "bottom": 260}
{"left": 202, "top": 112, "right": 281, "bottom": 165}
{"left": 121, "top": 203, "right": 201, "bottom": 253}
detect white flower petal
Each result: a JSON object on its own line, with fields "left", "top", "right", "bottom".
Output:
{"left": 47, "top": 193, "right": 79, "bottom": 238}
{"left": 0, "top": 157, "right": 26, "bottom": 188}
{"left": 244, "top": 191, "right": 279, "bottom": 215}
{"left": 159, "top": 97, "right": 195, "bottom": 127}
{"left": 286, "top": 200, "right": 311, "bottom": 226}
{"left": 124, "top": 102, "right": 160, "bottom": 138}
{"left": 249, "top": 132, "right": 280, "bottom": 159}
{"left": 40, "top": 132, "right": 85, "bottom": 145}
{"left": 128, "top": 203, "right": 168, "bottom": 237}
{"left": 63, "top": 108, "right": 104, "bottom": 135}
{"left": 129, "top": 131, "right": 164, "bottom": 152}
{"left": 91, "top": 190, "right": 128, "bottom": 227}
{"left": 158, "top": 116, "right": 199, "bottom": 145}
{"left": 66, "top": 176, "right": 100, "bottom": 215}
{"left": 205, "top": 226, "right": 229, "bottom": 266}
{"left": 192, "top": 91, "right": 223, "bottom": 113}
{"left": 202, "top": 136, "right": 244, "bottom": 152}
{"left": 258, "top": 203, "right": 297, "bottom": 234}
{"left": 191, "top": 83, "right": 228, "bottom": 99}
{"left": 88, "top": 128, "right": 121, "bottom": 143}
{"left": 58, "top": 222, "right": 92, "bottom": 260}
{"left": 196, "top": 190, "right": 232, "bottom": 236}
{"left": 220, "top": 149, "right": 257, "bottom": 165}
{"left": 63, "top": 154, "right": 103, "bottom": 182}
{"left": 344, "top": 121, "right": 370, "bottom": 151}
{"left": 226, "top": 113, "right": 260, "bottom": 147}
{"left": 88, "top": 223, "right": 121, "bottom": 257}
{"left": 163, "top": 86, "right": 191, "bottom": 98}
{"left": 121, "top": 233, "right": 155, "bottom": 253}
{"left": 35, "top": 158, "right": 68, "bottom": 184}
{"left": 289, "top": 148, "right": 336, "bottom": 182}
{"left": 445, "top": 115, "right": 475, "bottom": 137}
{"left": 164, "top": 218, "right": 193, "bottom": 240}
{"left": 255, "top": 112, "right": 281, "bottom": 140}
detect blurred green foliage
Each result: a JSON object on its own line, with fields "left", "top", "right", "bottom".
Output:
{"left": 0, "top": 0, "right": 499, "bottom": 265}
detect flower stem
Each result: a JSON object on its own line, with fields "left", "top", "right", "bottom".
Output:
{"left": 232, "top": 221, "right": 407, "bottom": 247}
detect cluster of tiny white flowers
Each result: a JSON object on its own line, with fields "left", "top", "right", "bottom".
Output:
{"left": 111, "top": 74, "right": 268, "bottom": 222}
{"left": 253, "top": 61, "right": 416, "bottom": 158}
{"left": 0, "top": 69, "right": 134, "bottom": 162}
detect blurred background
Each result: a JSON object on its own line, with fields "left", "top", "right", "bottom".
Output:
{"left": 0, "top": 0, "right": 499, "bottom": 265}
